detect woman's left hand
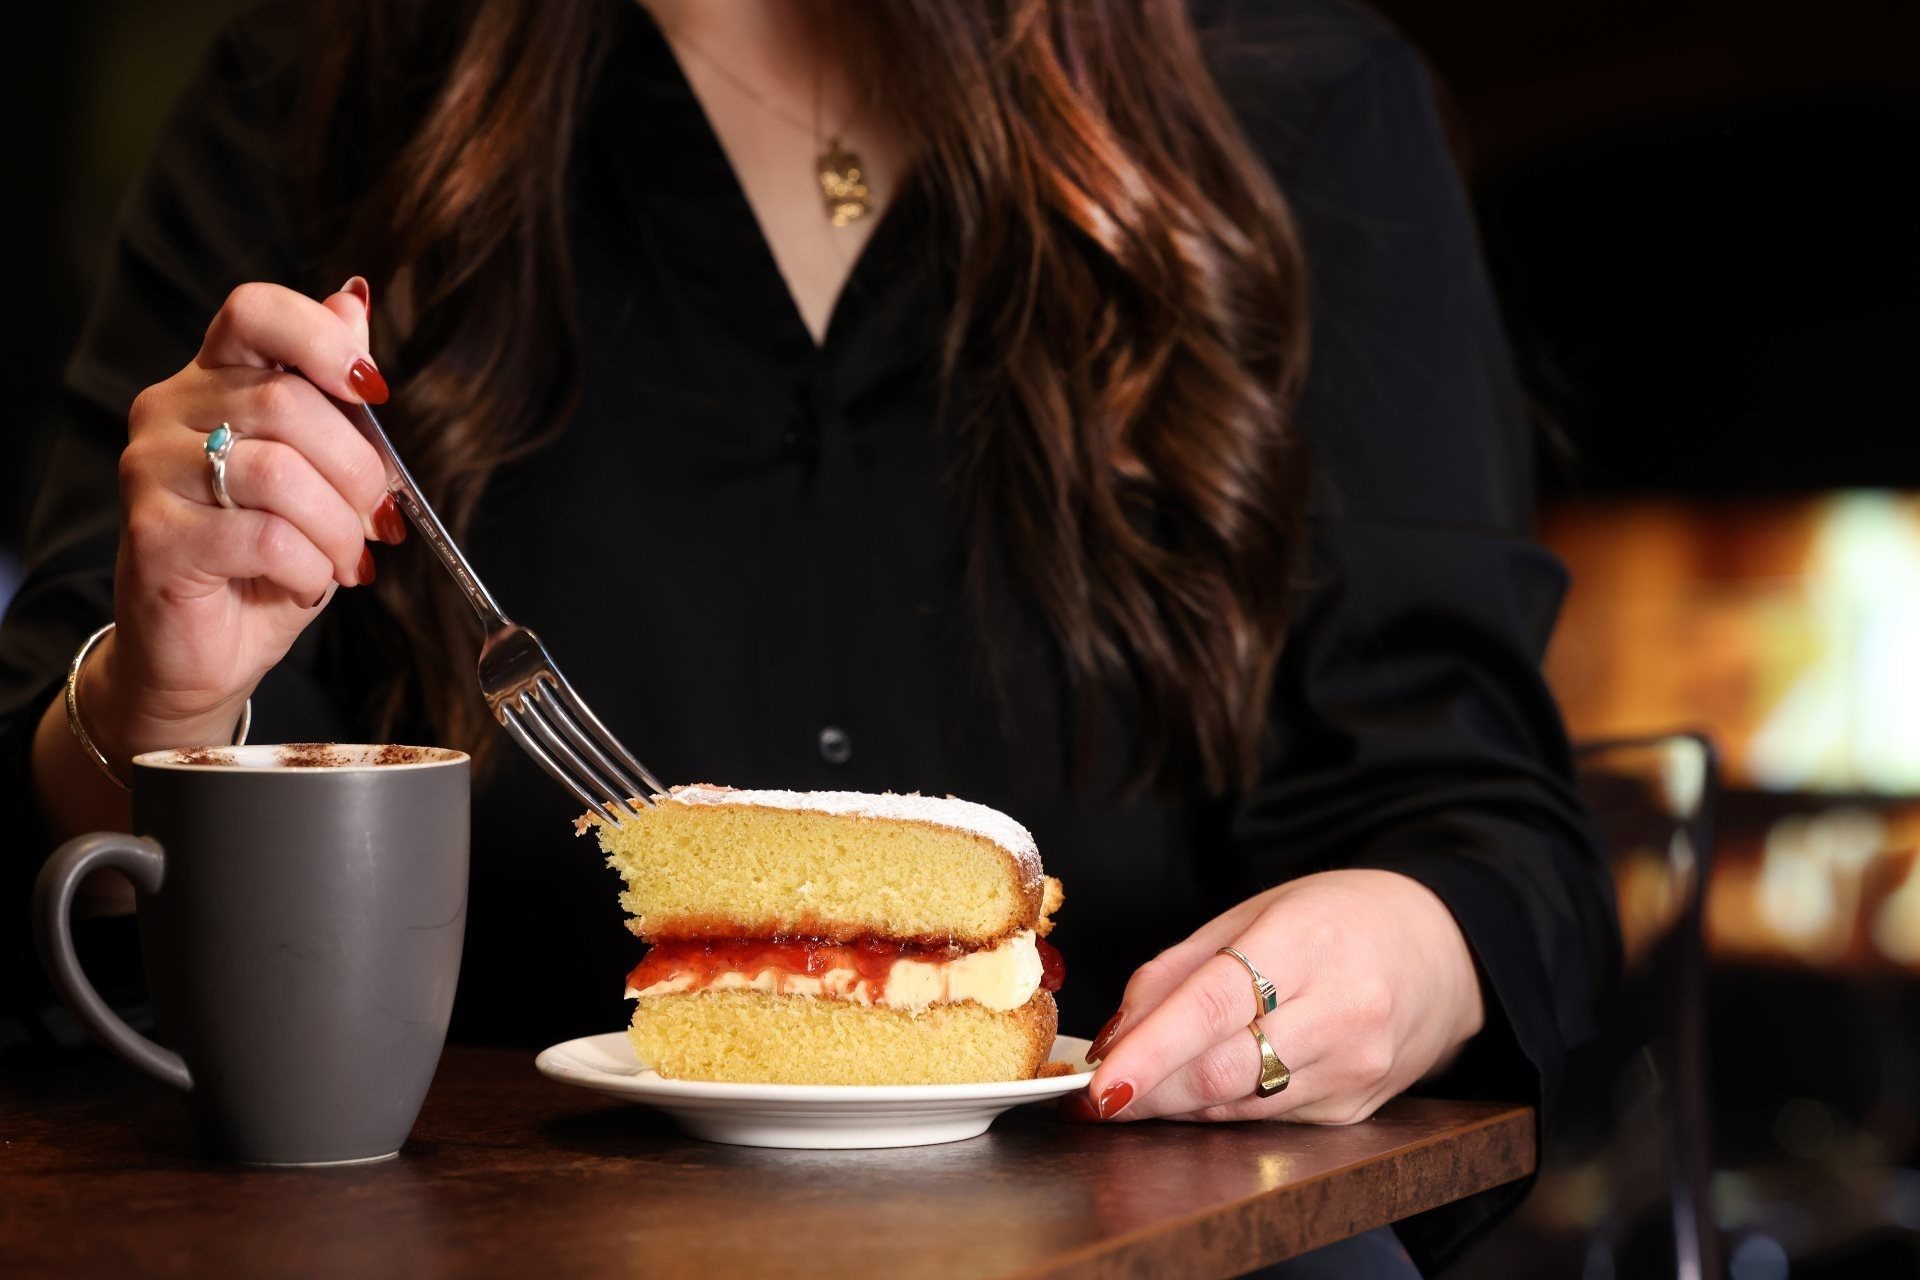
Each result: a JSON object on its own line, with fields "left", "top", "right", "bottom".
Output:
{"left": 1076, "top": 869, "right": 1486, "bottom": 1123}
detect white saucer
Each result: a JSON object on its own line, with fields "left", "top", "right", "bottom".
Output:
{"left": 534, "top": 1031, "right": 1095, "bottom": 1149}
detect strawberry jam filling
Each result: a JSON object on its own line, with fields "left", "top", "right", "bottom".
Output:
{"left": 1035, "top": 937, "right": 1065, "bottom": 991}
{"left": 625, "top": 933, "right": 1066, "bottom": 995}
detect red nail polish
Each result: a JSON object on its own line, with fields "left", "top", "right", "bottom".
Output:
{"left": 373, "top": 495, "right": 407, "bottom": 544}
{"left": 1089, "top": 1011, "right": 1125, "bottom": 1062}
{"left": 348, "top": 358, "right": 389, "bottom": 405}
{"left": 339, "top": 276, "right": 371, "bottom": 311}
{"left": 1057, "top": 1090, "right": 1101, "bottom": 1124}
{"left": 358, "top": 546, "right": 376, "bottom": 584}
{"left": 1096, "top": 1081, "right": 1134, "bottom": 1120}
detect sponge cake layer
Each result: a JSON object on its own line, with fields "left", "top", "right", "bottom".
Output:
{"left": 590, "top": 785, "right": 1050, "bottom": 945}
{"left": 629, "top": 989, "right": 1059, "bottom": 1085}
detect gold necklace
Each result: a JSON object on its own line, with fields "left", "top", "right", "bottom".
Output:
{"left": 658, "top": 20, "right": 872, "bottom": 226}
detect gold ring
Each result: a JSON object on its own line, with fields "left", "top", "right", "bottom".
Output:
{"left": 1218, "top": 945, "right": 1279, "bottom": 1016}
{"left": 1250, "top": 1021, "right": 1290, "bottom": 1098}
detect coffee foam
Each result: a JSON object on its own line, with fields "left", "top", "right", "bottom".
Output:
{"left": 134, "top": 744, "right": 467, "bottom": 772}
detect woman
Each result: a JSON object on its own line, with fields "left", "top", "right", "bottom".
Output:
{"left": 2, "top": 0, "right": 1616, "bottom": 1272}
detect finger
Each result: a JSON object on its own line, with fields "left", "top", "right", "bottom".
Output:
{"left": 1121, "top": 1002, "right": 1320, "bottom": 1121}
{"left": 1165, "top": 1067, "right": 1396, "bottom": 1127}
{"left": 170, "top": 368, "right": 389, "bottom": 520}
{"left": 1055, "top": 1087, "right": 1101, "bottom": 1125}
{"left": 1090, "top": 944, "right": 1305, "bottom": 1114}
{"left": 165, "top": 502, "right": 338, "bottom": 605}
{"left": 150, "top": 431, "right": 371, "bottom": 586}
{"left": 228, "top": 372, "right": 385, "bottom": 521}
{"left": 1091, "top": 890, "right": 1276, "bottom": 1059}
{"left": 219, "top": 439, "right": 372, "bottom": 586}
{"left": 323, "top": 275, "right": 372, "bottom": 351}
{"left": 196, "top": 281, "right": 388, "bottom": 406}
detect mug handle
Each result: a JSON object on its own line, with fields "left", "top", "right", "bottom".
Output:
{"left": 33, "top": 833, "right": 192, "bottom": 1091}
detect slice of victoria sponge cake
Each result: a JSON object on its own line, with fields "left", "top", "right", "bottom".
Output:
{"left": 583, "top": 784, "right": 1065, "bottom": 1085}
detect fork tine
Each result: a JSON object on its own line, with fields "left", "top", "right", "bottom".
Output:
{"left": 497, "top": 702, "right": 623, "bottom": 829}
{"left": 515, "top": 690, "right": 634, "bottom": 818}
{"left": 535, "top": 676, "right": 651, "bottom": 815}
{"left": 542, "top": 672, "right": 668, "bottom": 799}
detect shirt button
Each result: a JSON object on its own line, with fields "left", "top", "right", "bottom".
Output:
{"left": 784, "top": 399, "right": 820, "bottom": 455}
{"left": 817, "top": 726, "right": 852, "bottom": 765}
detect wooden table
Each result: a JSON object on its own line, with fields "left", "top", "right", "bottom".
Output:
{"left": 1, "top": 1045, "right": 1533, "bottom": 1278}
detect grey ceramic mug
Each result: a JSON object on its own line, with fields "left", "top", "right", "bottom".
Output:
{"left": 33, "top": 743, "right": 469, "bottom": 1165}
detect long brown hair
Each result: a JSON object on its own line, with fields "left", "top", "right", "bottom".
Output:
{"left": 294, "top": 0, "right": 1308, "bottom": 796}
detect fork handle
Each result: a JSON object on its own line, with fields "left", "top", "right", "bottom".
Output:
{"left": 331, "top": 395, "right": 513, "bottom": 632}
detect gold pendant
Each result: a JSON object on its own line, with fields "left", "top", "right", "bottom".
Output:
{"left": 818, "top": 139, "right": 870, "bottom": 226}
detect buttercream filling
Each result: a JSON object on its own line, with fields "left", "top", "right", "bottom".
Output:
{"left": 627, "top": 929, "right": 1044, "bottom": 1013}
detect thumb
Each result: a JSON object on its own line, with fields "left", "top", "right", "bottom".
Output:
{"left": 324, "top": 275, "right": 373, "bottom": 351}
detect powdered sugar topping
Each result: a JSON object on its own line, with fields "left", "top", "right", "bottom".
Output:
{"left": 664, "top": 784, "right": 1042, "bottom": 886}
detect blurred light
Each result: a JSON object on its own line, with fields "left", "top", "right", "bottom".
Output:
{"left": 1580, "top": 1236, "right": 1615, "bottom": 1280}
{"left": 1544, "top": 493, "right": 1920, "bottom": 795}
{"left": 1872, "top": 854, "right": 1920, "bottom": 965}
{"left": 1772, "top": 1098, "right": 1838, "bottom": 1159}
{"left": 1728, "top": 1233, "right": 1790, "bottom": 1280}
{"left": 1808, "top": 808, "right": 1888, "bottom": 875}
{"left": 1887, "top": 1168, "right": 1920, "bottom": 1232}
{"left": 1714, "top": 1170, "right": 1760, "bottom": 1228}
{"left": 1661, "top": 741, "right": 1708, "bottom": 819}
{"left": 1754, "top": 808, "right": 1886, "bottom": 962}
{"left": 1616, "top": 847, "right": 1686, "bottom": 969}
{"left": 0, "top": 551, "right": 20, "bottom": 617}
{"left": 1758, "top": 817, "right": 1842, "bottom": 947}
{"left": 1747, "top": 493, "right": 1920, "bottom": 793}
{"left": 1255, "top": 1153, "right": 1296, "bottom": 1190}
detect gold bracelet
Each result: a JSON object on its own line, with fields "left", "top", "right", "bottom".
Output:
{"left": 65, "top": 622, "right": 252, "bottom": 792}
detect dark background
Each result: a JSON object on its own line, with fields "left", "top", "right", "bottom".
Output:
{"left": 1395, "top": 0, "right": 1919, "bottom": 498}
{"left": 6, "top": 2, "right": 1918, "bottom": 1276}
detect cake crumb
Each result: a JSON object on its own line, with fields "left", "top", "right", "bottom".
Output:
{"left": 1034, "top": 878, "right": 1065, "bottom": 937}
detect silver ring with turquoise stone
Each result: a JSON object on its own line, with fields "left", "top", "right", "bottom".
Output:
{"left": 205, "top": 422, "right": 240, "bottom": 509}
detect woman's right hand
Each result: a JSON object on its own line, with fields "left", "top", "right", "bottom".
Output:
{"left": 85, "top": 277, "right": 406, "bottom": 764}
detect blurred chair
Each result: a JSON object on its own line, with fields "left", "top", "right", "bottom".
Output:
{"left": 1452, "top": 732, "right": 1721, "bottom": 1280}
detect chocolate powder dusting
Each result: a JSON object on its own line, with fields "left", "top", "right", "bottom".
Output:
{"left": 174, "top": 747, "right": 236, "bottom": 766}
{"left": 276, "top": 743, "right": 352, "bottom": 768}
{"left": 372, "top": 744, "right": 435, "bottom": 766}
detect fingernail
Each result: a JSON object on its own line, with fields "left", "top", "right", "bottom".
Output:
{"left": 358, "top": 546, "right": 377, "bottom": 585}
{"left": 1096, "top": 1081, "right": 1134, "bottom": 1120}
{"left": 1057, "top": 1090, "right": 1101, "bottom": 1124}
{"left": 1088, "top": 1011, "right": 1125, "bottom": 1062}
{"left": 339, "top": 275, "right": 371, "bottom": 312}
{"left": 308, "top": 590, "right": 327, "bottom": 609}
{"left": 373, "top": 494, "right": 407, "bottom": 544}
{"left": 348, "top": 357, "right": 389, "bottom": 405}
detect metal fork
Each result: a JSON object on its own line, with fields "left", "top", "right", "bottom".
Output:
{"left": 333, "top": 396, "right": 664, "bottom": 826}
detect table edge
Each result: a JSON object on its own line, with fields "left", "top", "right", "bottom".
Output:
{"left": 1002, "top": 1102, "right": 1537, "bottom": 1280}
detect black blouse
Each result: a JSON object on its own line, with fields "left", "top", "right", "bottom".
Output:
{"left": 1, "top": 0, "right": 1616, "bottom": 1264}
